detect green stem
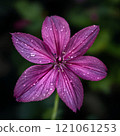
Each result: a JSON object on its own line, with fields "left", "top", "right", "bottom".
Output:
{"left": 51, "top": 92, "right": 59, "bottom": 120}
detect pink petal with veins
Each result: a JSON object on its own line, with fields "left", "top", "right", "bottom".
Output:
{"left": 64, "top": 25, "right": 99, "bottom": 60}
{"left": 42, "top": 16, "right": 70, "bottom": 56}
{"left": 11, "top": 32, "right": 53, "bottom": 64}
{"left": 14, "top": 64, "right": 58, "bottom": 102}
{"left": 56, "top": 67, "right": 83, "bottom": 112}
{"left": 67, "top": 56, "right": 107, "bottom": 81}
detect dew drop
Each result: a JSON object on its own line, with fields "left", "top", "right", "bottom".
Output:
{"left": 61, "top": 29, "right": 63, "bottom": 32}
{"left": 39, "top": 61, "right": 42, "bottom": 63}
{"left": 62, "top": 51, "right": 66, "bottom": 54}
{"left": 71, "top": 56, "right": 73, "bottom": 59}
{"left": 97, "top": 77, "right": 100, "bottom": 80}
{"left": 30, "top": 53, "right": 35, "bottom": 57}
{"left": 50, "top": 88, "right": 52, "bottom": 91}
{"left": 50, "top": 83, "right": 53, "bottom": 85}
{"left": 50, "top": 28, "right": 52, "bottom": 31}
{"left": 63, "top": 89, "right": 66, "bottom": 92}
{"left": 31, "top": 40, "right": 33, "bottom": 42}
{"left": 33, "top": 83, "right": 36, "bottom": 86}
{"left": 23, "top": 84, "right": 26, "bottom": 87}
{"left": 43, "top": 93, "right": 46, "bottom": 97}
{"left": 64, "top": 45, "right": 66, "bottom": 48}
{"left": 73, "top": 47, "right": 75, "bottom": 49}
{"left": 87, "top": 72, "right": 89, "bottom": 74}
{"left": 27, "top": 55, "right": 30, "bottom": 58}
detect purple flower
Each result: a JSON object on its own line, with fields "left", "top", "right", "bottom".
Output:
{"left": 11, "top": 15, "right": 107, "bottom": 112}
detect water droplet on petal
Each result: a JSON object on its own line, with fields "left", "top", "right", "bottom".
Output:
{"left": 30, "top": 53, "right": 35, "bottom": 57}
{"left": 33, "top": 83, "right": 36, "bottom": 86}
{"left": 97, "top": 77, "right": 100, "bottom": 80}
{"left": 43, "top": 93, "right": 46, "bottom": 97}
{"left": 50, "top": 88, "right": 52, "bottom": 91}
{"left": 62, "top": 51, "right": 66, "bottom": 54}
{"left": 50, "top": 83, "right": 53, "bottom": 85}
{"left": 27, "top": 55, "right": 30, "bottom": 58}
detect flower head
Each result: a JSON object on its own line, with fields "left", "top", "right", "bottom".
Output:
{"left": 11, "top": 15, "right": 107, "bottom": 112}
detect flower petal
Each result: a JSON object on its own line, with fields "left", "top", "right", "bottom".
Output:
{"left": 66, "top": 56, "right": 107, "bottom": 81}
{"left": 14, "top": 64, "right": 58, "bottom": 102}
{"left": 63, "top": 25, "right": 99, "bottom": 60}
{"left": 42, "top": 16, "right": 70, "bottom": 56}
{"left": 11, "top": 32, "right": 53, "bottom": 64}
{"left": 56, "top": 66, "right": 83, "bottom": 112}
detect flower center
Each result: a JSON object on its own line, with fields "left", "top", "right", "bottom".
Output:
{"left": 56, "top": 56, "right": 62, "bottom": 64}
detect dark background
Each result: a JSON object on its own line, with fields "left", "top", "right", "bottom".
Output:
{"left": 0, "top": 0, "right": 120, "bottom": 119}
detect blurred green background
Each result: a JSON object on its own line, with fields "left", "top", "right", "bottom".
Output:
{"left": 0, "top": 0, "right": 120, "bottom": 119}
